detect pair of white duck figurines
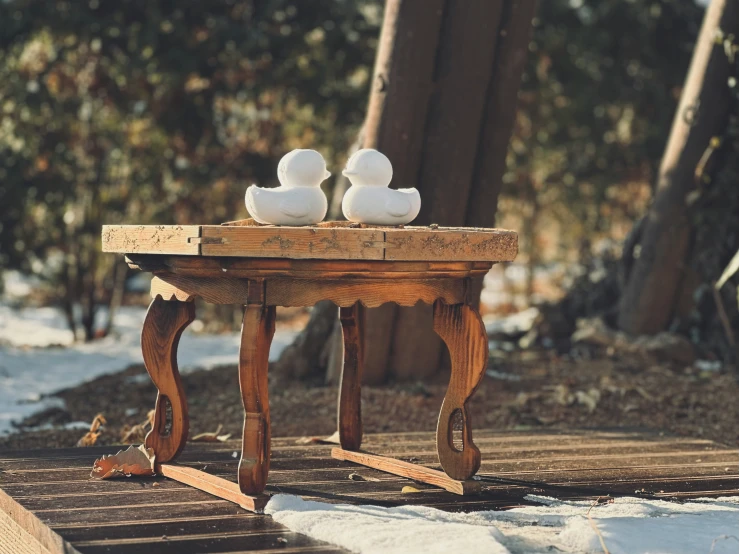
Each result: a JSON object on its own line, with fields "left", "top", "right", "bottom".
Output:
{"left": 245, "top": 149, "right": 421, "bottom": 226}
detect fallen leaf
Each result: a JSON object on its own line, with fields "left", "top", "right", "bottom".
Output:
{"left": 77, "top": 430, "right": 101, "bottom": 447}
{"left": 121, "top": 410, "right": 156, "bottom": 444}
{"left": 91, "top": 445, "right": 155, "bottom": 479}
{"left": 402, "top": 486, "right": 421, "bottom": 493}
{"left": 77, "top": 413, "right": 107, "bottom": 447}
{"left": 191, "top": 424, "right": 232, "bottom": 443}
{"left": 575, "top": 388, "right": 601, "bottom": 412}
{"left": 294, "top": 430, "right": 341, "bottom": 445}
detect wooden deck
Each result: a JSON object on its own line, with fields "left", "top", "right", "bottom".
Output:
{"left": 1, "top": 428, "right": 737, "bottom": 553}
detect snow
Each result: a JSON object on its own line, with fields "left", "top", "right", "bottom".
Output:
{"left": 265, "top": 494, "right": 739, "bottom": 554}
{"left": 0, "top": 304, "right": 296, "bottom": 434}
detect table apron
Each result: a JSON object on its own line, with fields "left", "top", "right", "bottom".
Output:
{"left": 150, "top": 274, "right": 472, "bottom": 307}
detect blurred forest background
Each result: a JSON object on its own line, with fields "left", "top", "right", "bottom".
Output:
{"left": 0, "top": 0, "right": 736, "bottom": 359}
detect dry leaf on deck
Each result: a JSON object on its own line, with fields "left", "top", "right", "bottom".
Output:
{"left": 120, "top": 423, "right": 148, "bottom": 444}
{"left": 91, "top": 444, "right": 155, "bottom": 479}
{"left": 191, "top": 424, "right": 232, "bottom": 443}
{"left": 121, "top": 410, "right": 155, "bottom": 444}
{"left": 294, "top": 430, "right": 341, "bottom": 445}
{"left": 401, "top": 486, "right": 421, "bottom": 493}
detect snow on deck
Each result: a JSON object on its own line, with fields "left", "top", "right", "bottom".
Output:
{"left": 266, "top": 494, "right": 739, "bottom": 554}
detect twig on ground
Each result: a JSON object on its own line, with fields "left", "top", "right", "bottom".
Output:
{"left": 586, "top": 496, "right": 613, "bottom": 554}
{"left": 709, "top": 535, "right": 739, "bottom": 554}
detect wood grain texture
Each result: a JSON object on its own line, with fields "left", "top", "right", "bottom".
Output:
{"left": 433, "top": 301, "right": 489, "bottom": 480}
{"left": 102, "top": 225, "right": 200, "bottom": 255}
{"left": 0, "top": 487, "right": 78, "bottom": 554}
{"left": 151, "top": 275, "right": 250, "bottom": 305}
{"left": 238, "top": 280, "right": 276, "bottom": 495}
{"left": 265, "top": 278, "right": 465, "bottom": 308}
{"left": 385, "top": 228, "right": 518, "bottom": 262}
{"left": 142, "top": 297, "right": 195, "bottom": 463}
{"left": 110, "top": 225, "right": 518, "bottom": 262}
{"left": 338, "top": 304, "right": 365, "bottom": 451}
{"left": 159, "top": 464, "right": 269, "bottom": 513}
{"left": 1, "top": 430, "right": 738, "bottom": 552}
{"left": 331, "top": 448, "right": 481, "bottom": 495}
{"left": 200, "top": 226, "right": 385, "bottom": 260}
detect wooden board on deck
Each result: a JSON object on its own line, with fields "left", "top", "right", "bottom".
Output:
{"left": 102, "top": 225, "right": 518, "bottom": 262}
{"left": 1, "top": 428, "right": 736, "bottom": 553}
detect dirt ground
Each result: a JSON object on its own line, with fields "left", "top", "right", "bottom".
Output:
{"left": 2, "top": 346, "right": 737, "bottom": 451}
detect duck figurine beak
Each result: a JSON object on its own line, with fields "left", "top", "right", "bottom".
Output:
{"left": 324, "top": 170, "right": 331, "bottom": 180}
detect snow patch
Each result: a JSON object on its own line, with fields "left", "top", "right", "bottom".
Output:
{"left": 265, "top": 494, "right": 739, "bottom": 554}
{"left": 0, "top": 305, "right": 296, "bottom": 433}
{"left": 265, "top": 495, "right": 509, "bottom": 554}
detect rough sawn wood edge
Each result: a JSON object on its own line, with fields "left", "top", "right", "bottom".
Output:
{"left": 102, "top": 224, "right": 518, "bottom": 262}
{"left": 331, "top": 448, "right": 482, "bottom": 495}
{"left": 159, "top": 463, "right": 270, "bottom": 513}
{"left": 0, "top": 487, "right": 80, "bottom": 554}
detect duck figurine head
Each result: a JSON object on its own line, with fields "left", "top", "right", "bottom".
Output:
{"left": 342, "top": 148, "right": 393, "bottom": 187}
{"left": 278, "top": 149, "right": 331, "bottom": 188}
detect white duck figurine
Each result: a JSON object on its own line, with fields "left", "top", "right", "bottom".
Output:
{"left": 341, "top": 149, "right": 421, "bottom": 226}
{"left": 245, "top": 149, "right": 330, "bottom": 226}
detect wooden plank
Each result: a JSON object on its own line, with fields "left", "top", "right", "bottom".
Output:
{"left": 0, "top": 487, "right": 79, "bottom": 554}
{"left": 2, "top": 429, "right": 738, "bottom": 551}
{"left": 331, "top": 448, "right": 481, "bottom": 495}
{"left": 110, "top": 226, "right": 517, "bottom": 262}
{"left": 74, "top": 533, "right": 342, "bottom": 554}
{"left": 102, "top": 225, "right": 200, "bottom": 255}
{"left": 159, "top": 464, "right": 270, "bottom": 513}
{"left": 385, "top": 228, "right": 518, "bottom": 262}
{"left": 200, "top": 226, "right": 385, "bottom": 260}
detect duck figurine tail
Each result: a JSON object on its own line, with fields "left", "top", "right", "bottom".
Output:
{"left": 245, "top": 149, "right": 329, "bottom": 226}
{"left": 341, "top": 149, "right": 421, "bottom": 226}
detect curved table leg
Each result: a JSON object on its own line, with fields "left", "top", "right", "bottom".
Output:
{"left": 238, "top": 283, "right": 276, "bottom": 495}
{"left": 338, "top": 303, "right": 365, "bottom": 450}
{"left": 433, "top": 300, "right": 489, "bottom": 480}
{"left": 143, "top": 296, "right": 195, "bottom": 463}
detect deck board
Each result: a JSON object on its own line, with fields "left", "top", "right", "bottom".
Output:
{"left": 0, "top": 428, "right": 737, "bottom": 553}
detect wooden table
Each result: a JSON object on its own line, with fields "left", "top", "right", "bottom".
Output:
{"left": 102, "top": 221, "right": 518, "bottom": 511}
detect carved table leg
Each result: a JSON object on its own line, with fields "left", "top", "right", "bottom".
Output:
{"left": 142, "top": 296, "right": 195, "bottom": 463}
{"left": 338, "top": 303, "right": 365, "bottom": 450}
{"left": 238, "top": 280, "right": 276, "bottom": 495}
{"left": 433, "top": 300, "right": 489, "bottom": 480}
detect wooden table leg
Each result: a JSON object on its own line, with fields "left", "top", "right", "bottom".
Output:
{"left": 238, "top": 280, "right": 276, "bottom": 495}
{"left": 433, "top": 300, "right": 489, "bottom": 480}
{"left": 142, "top": 296, "right": 195, "bottom": 463}
{"left": 338, "top": 303, "right": 365, "bottom": 450}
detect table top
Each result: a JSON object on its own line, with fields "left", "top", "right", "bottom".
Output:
{"left": 102, "top": 220, "right": 518, "bottom": 263}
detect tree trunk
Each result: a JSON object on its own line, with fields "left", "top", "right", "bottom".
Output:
{"left": 277, "top": 0, "right": 535, "bottom": 383}
{"left": 618, "top": 0, "right": 739, "bottom": 335}
{"left": 363, "top": 0, "right": 536, "bottom": 381}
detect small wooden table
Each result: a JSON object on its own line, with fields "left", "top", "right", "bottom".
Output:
{"left": 102, "top": 221, "right": 517, "bottom": 511}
